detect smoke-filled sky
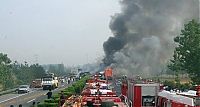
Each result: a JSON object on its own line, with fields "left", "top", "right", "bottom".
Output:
{"left": 0, "top": 0, "right": 120, "bottom": 65}
{"left": 103, "top": 0, "right": 199, "bottom": 77}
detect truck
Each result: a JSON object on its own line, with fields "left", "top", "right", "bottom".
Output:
{"left": 30, "top": 79, "right": 42, "bottom": 88}
{"left": 104, "top": 68, "right": 113, "bottom": 80}
{"left": 41, "top": 73, "right": 59, "bottom": 90}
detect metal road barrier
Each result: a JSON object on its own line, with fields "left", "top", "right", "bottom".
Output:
{"left": 0, "top": 88, "right": 18, "bottom": 96}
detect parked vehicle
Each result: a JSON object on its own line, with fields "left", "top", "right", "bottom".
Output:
{"left": 104, "top": 68, "right": 113, "bottom": 80}
{"left": 17, "top": 85, "right": 30, "bottom": 94}
{"left": 41, "top": 73, "right": 58, "bottom": 90}
{"left": 30, "top": 79, "right": 42, "bottom": 88}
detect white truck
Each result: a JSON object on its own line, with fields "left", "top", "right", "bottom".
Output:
{"left": 41, "top": 73, "right": 58, "bottom": 90}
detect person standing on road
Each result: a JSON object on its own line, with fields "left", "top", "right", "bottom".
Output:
{"left": 30, "top": 102, "right": 36, "bottom": 107}
{"left": 46, "top": 89, "right": 52, "bottom": 99}
{"left": 68, "top": 78, "right": 70, "bottom": 84}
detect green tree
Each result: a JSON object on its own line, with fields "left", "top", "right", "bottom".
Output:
{"left": 168, "top": 50, "right": 181, "bottom": 85}
{"left": 30, "top": 64, "right": 46, "bottom": 78}
{"left": 0, "top": 53, "right": 14, "bottom": 90}
{"left": 0, "top": 53, "right": 46, "bottom": 89}
{"left": 12, "top": 63, "right": 34, "bottom": 84}
{"left": 12, "top": 63, "right": 46, "bottom": 84}
{"left": 169, "top": 20, "right": 200, "bottom": 84}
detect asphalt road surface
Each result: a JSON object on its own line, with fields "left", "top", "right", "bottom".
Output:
{"left": 0, "top": 82, "right": 72, "bottom": 107}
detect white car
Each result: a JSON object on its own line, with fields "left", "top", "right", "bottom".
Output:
{"left": 17, "top": 85, "right": 30, "bottom": 94}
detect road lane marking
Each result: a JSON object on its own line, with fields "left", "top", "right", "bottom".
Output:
{"left": 0, "top": 84, "right": 71, "bottom": 106}
{"left": 0, "top": 94, "right": 23, "bottom": 104}
{"left": 27, "top": 99, "right": 35, "bottom": 103}
{"left": 1, "top": 91, "right": 46, "bottom": 106}
{"left": 0, "top": 90, "right": 35, "bottom": 104}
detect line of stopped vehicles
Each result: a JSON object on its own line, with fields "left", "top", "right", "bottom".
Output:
{"left": 63, "top": 68, "right": 200, "bottom": 107}
{"left": 13, "top": 68, "right": 200, "bottom": 107}
{"left": 16, "top": 73, "right": 80, "bottom": 94}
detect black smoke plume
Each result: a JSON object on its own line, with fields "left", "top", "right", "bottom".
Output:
{"left": 103, "top": 0, "right": 199, "bottom": 76}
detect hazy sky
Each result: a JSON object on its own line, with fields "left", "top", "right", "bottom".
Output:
{"left": 0, "top": 0, "right": 120, "bottom": 66}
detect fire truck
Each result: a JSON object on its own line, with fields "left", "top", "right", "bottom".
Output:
{"left": 121, "top": 76, "right": 200, "bottom": 107}
{"left": 122, "top": 82, "right": 161, "bottom": 107}
{"left": 104, "top": 67, "right": 113, "bottom": 80}
{"left": 61, "top": 69, "right": 200, "bottom": 107}
{"left": 81, "top": 74, "right": 128, "bottom": 107}
{"left": 157, "top": 86, "right": 200, "bottom": 107}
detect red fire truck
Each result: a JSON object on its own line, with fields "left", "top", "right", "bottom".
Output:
{"left": 157, "top": 86, "right": 200, "bottom": 107}
{"left": 121, "top": 77, "right": 200, "bottom": 107}
{"left": 125, "top": 83, "right": 161, "bottom": 107}
{"left": 81, "top": 74, "right": 127, "bottom": 107}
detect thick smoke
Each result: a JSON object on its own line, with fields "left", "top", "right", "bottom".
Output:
{"left": 103, "top": 0, "right": 199, "bottom": 77}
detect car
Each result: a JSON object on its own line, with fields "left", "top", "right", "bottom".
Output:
{"left": 17, "top": 85, "right": 30, "bottom": 94}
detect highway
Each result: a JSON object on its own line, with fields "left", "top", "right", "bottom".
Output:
{"left": 0, "top": 83, "right": 71, "bottom": 107}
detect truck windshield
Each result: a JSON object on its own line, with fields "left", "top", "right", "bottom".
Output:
{"left": 43, "top": 78, "right": 52, "bottom": 81}
{"left": 19, "top": 85, "right": 28, "bottom": 88}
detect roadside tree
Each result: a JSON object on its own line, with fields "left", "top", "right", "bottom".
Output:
{"left": 169, "top": 20, "right": 200, "bottom": 84}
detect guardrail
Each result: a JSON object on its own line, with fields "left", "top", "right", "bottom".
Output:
{"left": 0, "top": 88, "right": 18, "bottom": 96}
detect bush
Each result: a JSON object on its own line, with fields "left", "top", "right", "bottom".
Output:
{"left": 37, "top": 102, "right": 58, "bottom": 107}
{"left": 66, "top": 86, "right": 75, "bottom": 93}
{"left": 44, "top": 99, "right": 55, "bottom": 103}
{"left": 37, "top": 103, "right": 45, "bottom": 107}
{"left": 52, "top": 93, "right": 59, "bottom": 99}
{"left": 63, "top": 91, "right": 73, "bottom": 96}
{"left": 179, "top": 83, "right": 193, "bottom": 91}
{"left": 163, "top": 80, "right": 193, "bottom": 91}
{"left": 54, "top": 98, "right": 60, "bottom": 103}
{"left": 163, "top": 80, "right": 176, "bottom": 90}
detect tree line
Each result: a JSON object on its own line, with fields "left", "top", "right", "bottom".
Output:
{"left": 0, "top": 53, "right": 46, "bottom": 90}
{"left": 0, "top": 53, "right": 71, "bottom": 91}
